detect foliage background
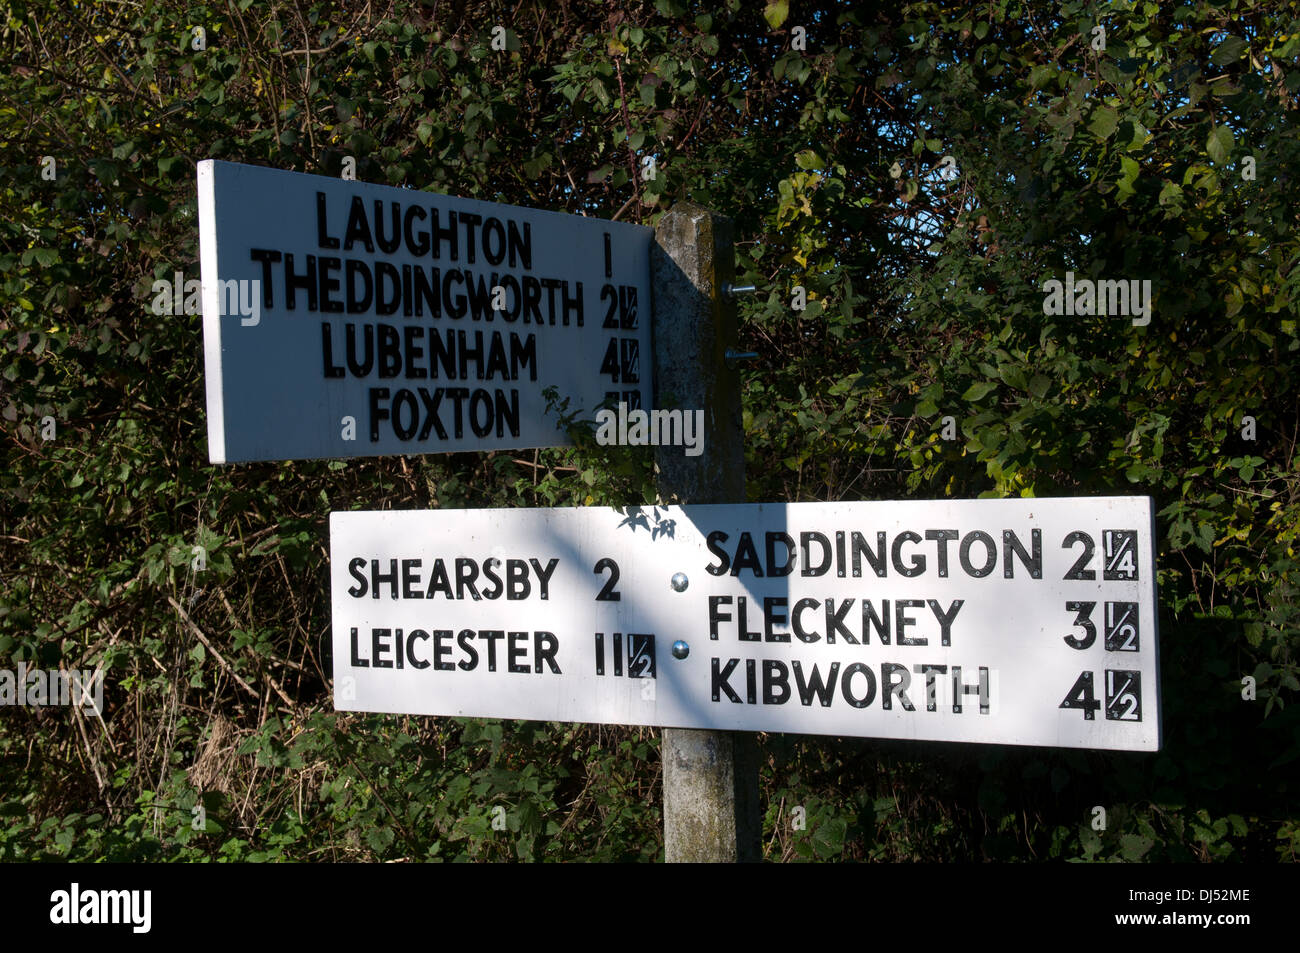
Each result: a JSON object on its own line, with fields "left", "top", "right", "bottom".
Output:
{"left": 1, "top": 0, "right": 1297, "bottom": 861}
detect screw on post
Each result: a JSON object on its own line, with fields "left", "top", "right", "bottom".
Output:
{"left": 723, "top": 282, "right": 757, "bottom": 298}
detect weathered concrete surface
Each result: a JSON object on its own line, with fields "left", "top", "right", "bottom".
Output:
{"left": 650, "top": 202, "right": 744, "bottom": 502}
{"left": 661, "top": 727, "right": 761, "bottom": 863}
{"left": 652, "top": 202, "right": 760, "bottom": 863}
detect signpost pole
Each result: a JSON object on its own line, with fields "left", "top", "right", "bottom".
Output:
{"left": 651, "top": 202, "right": 761, "bottom": 863}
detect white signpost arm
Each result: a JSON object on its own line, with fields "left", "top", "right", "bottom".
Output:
{"left": 651, "top": 202, "right": 761, "bottom": 863}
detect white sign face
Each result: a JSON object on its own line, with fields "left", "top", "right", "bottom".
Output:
{"left": 198, "top": 160, "right": 651, "bottom": 463}
{"left": 330, "top": 497, "right": 1160, "bottom": 751}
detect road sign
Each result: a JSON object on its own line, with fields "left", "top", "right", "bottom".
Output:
{"left": 197, "top": 160, "right": 652, "bottom": 463}
{"left": 330, "top": 496, "right": 1160, "bottom": 751}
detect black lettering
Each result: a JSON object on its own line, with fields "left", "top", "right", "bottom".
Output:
{"left": 895, "top": 599, "right": 926, "bottom": 646}
{"left": 841, "top": 663, "right": 876, "bottom": 708}
{"left": 801, "top": 532, "right": 831, "bottom": 576}
{"left": 763, "top": 660, "right": 790, "bottom": 705}
{"left": 283, "top": 253, "right": 318, "bottom": 311}
{"left": 736, "top": 596, "right": 760, "bottom": 642}
{"left": 426, "top": 560, "right": 453, "bottom": 599}
{"left": 407, "top": 630, "right": 430, "bottom": 669}
{"left": 881, "top": 662, "right": 915, "bottom": 711}
{"left": 534, "top": 632, "right": 561, "bottom": 674}
{"left": 318, "top": 256, "right": 344, "bottom": 313}
{"left": 418, "top": 386, "right": 447, "bottom": 440}
{"left": 794, "top": 661, "right": 839, "bottom": 706}
{"left": 925, "top": 530, "right": 958, "bottom": 577}
{"left": 349, "top": 627, "right": 368, "bottom": 667}
{"left": 249, "top": 248, "right": 281, "bottom": 307}
{"left": 764, "top": 598, "right": 789, "bottom": 642}
{"left": 401, "top": 559, "right": 422, "bottom": 599}
{"left": 347, "top": 557, "right": 367, "bottom": 597}
{"left": 404, "top": 206, "right": 429, "bottom": 256}
{"left": 852, "top": 531, "right": 887, "bottom": 577}
{"left": 705, "top": 531, "right": 731, "bottom": 576}
{"left": 712, "top": 658, "right": 741, "bottom": 703}
{"left": 731, "top": 532, "right": 763, "bottom": 577}
{"left": 456, "top": 629, "right": 478, "bottom": 670}
{"left": 371, "top": 627, "right": 393, "bottom": 668}
{"left": 506, "top": 559, "right": 530, "bottom": 599}
{"left": 824, "top": 599, "right": 858, "bottom": 644}
{"left": 430, "top": 208, "right": 458, "bottom": 261}
{"left": 316, "top": 192, "right": 340, "bottom": 249}
{"left": 345, "top": 259, "right": 373, "bottom": 313}
{"left": 481, "top": 559, "right": 503, "bottom": 599}
{"left": 862, "top": 600, "right": 890, "bottom": 644}
{"left": 1003, "top": 529, "right": 1042, "bottom": 578}
{"left": 373, "top": 200, "right": 402, "bottom": 254}
{"left": 892, "top": 531, "right": 925, "bottom": 577}
{"left": 708, "top": 596, "right": 731, "bottom": 640}
{"left": 375, "top": 262, "right": 401, "bottom": 316}
{"left": 928, "top": 599, "right": 964, "bottom": 647}
{"left": 792, "top": 597, "right": 820, "bottom": 642}
{"left": 344, "top": 196, "right": 374, "bottom": 252}
{"left": 916, "top": 664, "right": 946, "bottom": 711}
{"left": 378, "top": 323, "right": 401, "bottom": 378}
{"left": 508, "top": 632, "right": 529, "bottom": 673}
{"left": 507, "top": 219, "right": 531, "bottom": 270}
{"left": 390, "top": 389, "right": 418, "bottom": 440}
{"left": 479, "top": 629, "right": 504, "bottom": 671}
{"left": 456, "top": 558, "right": 482, "bottom": 600}
{"left": 482, "top": 217, "right": 506, "bottom": 265}
{"left": 322, "top": 323, "right": 345, "bottom": 377}
{"left": 765, "top": 532, "right": 795, "bottom": 576}
{"left": 371, "top": 558, "right": 398, "bottom": 599}
{"left": 434, "top": 630, "right": 454, "bottom": 671}
{"left": 960, "top": 531, "right": 997, "bottom": 577}
{"left": 404, "top": 325, "right": 426, "bottom": 379}
{"left": 530, "top": 558, "right": 559, "bottom": 600}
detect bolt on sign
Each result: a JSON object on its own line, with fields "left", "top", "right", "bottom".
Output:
{"left": 197, "top": 160, "right": 652, "bottom": 463}
{"left": 330, "top": 496, "right": 1160, "bottom": 751}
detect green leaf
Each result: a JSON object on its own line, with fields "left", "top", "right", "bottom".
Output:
{"left": 1210, "top": 35, "right": 1248, "bottom": 68}
{"left": 1207, "top": 125, "right": 1233, "bottom": 165}
{"left": 962, "top": 381, "right": 997, "bottom": 401}
{"left": 1119, "top": 833, "right": 1154, "bottom": 860}
{"left": 795, "top": 150, "right": 822, "bottom": 170}
{"left": 764, "top": 2, "right": 789, "bottom": 30}
{"left": 1029, "top": 65, "right": 1054, "bottom": 89}
{"left": 365, "top": 826, "right": 396, "bottom": 851}
{"left": 1088, "top": 106, "right": 1118, "bottom": 140}
{"left": 1225, "top": 285, "right": 1243, "bottom": 317}
{"left": 1117, "top": 156, "right": 1140, "bottom": 197}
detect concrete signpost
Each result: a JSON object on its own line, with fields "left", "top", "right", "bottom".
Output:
{"left": 197, "top": 160, "right": 652, "bottom": 463}
{"left": 329, "top": 498, "right": 1160, "bottom": 751}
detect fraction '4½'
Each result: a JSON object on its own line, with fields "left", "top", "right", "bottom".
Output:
{"left": 1059, "top": 528, "right": 1143, "bottom": 723}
